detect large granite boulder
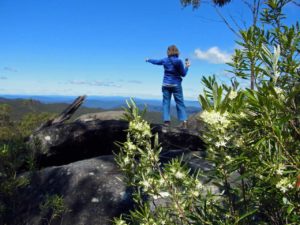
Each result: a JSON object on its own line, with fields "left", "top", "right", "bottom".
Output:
{"left": 11, "top": 155, "right": 133, "bottom": 225}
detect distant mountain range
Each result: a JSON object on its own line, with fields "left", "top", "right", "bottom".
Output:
{"left": 0, "top": 96, "right": 101, "bottom": 121}
{"left": 1, "top": 95, "right": 201, "bottom": 116}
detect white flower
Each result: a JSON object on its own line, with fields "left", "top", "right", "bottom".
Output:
{"left": 153, "top": 191, "right": 170, "bottom": 199}
{"left": 129, "top": 120, "right": 151, "bottom": 138}
{"left": 274, "top": 87, "right": 283, "bottom": 95}
{"left": 175, "top": 171, "right": 185, "bottom": 179}
{"left": 127, "top": 141, "right": 136, "bottom": 151}
{"left": 158, "top": 178, "right": 165, "bottom": 186}
{"left": 224, "top": 135, "right": 231, "bottom": 141}
{"left": 276, "top": 164, "right": 285, "bottom": 175}
{"left": 239, "top": 112, "right": 246, "bottom": 118}
{"left": 44, "top": 136, "right": 51, "bottom": 141}
{"left": 123, "top": 156, "right": 130, "bottom": 165}
{"left": 195, "top": 181, "right": 203, "bottom": 189}
{"left": 170, "top": 167, "right": 176, "bottom": 173}
{"left": 140, "top": 180, "right": 151, "bottom": 190}
{"left": 235, "top": 137, "right": 244, "bottom": 147}
{"left": 228, "top": 90, "right": 238, "bottom": 100}
{"left": 215, "top": 140, "right": 227, "bottom": 147}
{"left": 191, "top": 190, "right": 200, "bottom": 197}
{"left": 273, "top": 87, "right": 285, "bottom": 99}
{"left": 279, "top": 186, "right": 288, "bottom": 193}
{"left": 159, "top": 191, "right": 170, "bottom": 198}
{"left": 225, "top": 155, "right": 232, "bottom": 161}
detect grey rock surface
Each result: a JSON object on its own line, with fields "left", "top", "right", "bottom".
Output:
{"left": 12, "top": 155, "right": 133, "bottom": 225}
{"left": 187, "top": 112, "right": 205, "bottom": 134}
{"left": 6, "top": 111, "right": 213, "bottom": 225}
{"left": 29, "top": 112, "right": 205, "bottom": 168}
{"left": 29, "top": 119, "right": 128, "bottom": 167}
{"left": 75, "top": 111, "right": 125, "bottom": 122}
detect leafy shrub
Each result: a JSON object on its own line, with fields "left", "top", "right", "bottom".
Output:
{"left": 40, "top": 194, "right": 68, "bottom": 225}
{"left": 115, "top": 99, "right": 211, "bottom": 225}
{"left": 114, "top": 1, "right": 300, "bottom": 224}
{"left": 19, "top": 112, "right": 55, "bottom": 137}
{"left": 0, "top": 104, "right": 54, "bottom": 223}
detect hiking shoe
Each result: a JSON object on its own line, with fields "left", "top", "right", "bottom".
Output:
{"left": 162, "top": 121, "right": 171, "bottom": 133}
{"left": 164, "top": 121, "right": 171, "bottom": 127}
{"left": 181, "top": 121, "right": 188, "bottom": 129}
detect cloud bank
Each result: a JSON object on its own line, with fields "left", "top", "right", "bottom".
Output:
{"left": 194, "top": 47, "right": 232, "bottom": 64}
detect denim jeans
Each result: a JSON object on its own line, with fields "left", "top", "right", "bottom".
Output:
{"left": 162, "top": 85, "right": 187, "bottom": 122}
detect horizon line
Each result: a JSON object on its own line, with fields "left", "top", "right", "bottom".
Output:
{"left": 0, "top": 93, "right": 199, "bottom": 102}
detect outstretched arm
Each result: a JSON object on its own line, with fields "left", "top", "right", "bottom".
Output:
{"left": 146, "top": 58, "right": 164, "bottom": 65}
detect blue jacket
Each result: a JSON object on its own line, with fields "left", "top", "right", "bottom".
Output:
{"left": 147, "top": 56, "right": 188, "bottom": 85}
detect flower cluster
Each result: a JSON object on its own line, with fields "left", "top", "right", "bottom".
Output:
{"left": 200, "top": 110, "right": 230, "bottom": 128}
{"left": 215, "top": 140, "right": 227, "bottom": 147}
{"left": 274, "top": 87, "right": 283, "bottom": 95}
{"left": 276, "top": 177, "right": 294, "bottom": 193}
{"left": 228, "top": 90, "right": 238, "bottom": 100}
{"left": 129, "top": 119, "right": 151, "bottom": 139}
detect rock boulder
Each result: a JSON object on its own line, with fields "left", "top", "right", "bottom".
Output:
{"left": 29, "top": 112, "right": 205, "bottom": 168}
{"left": 12, "top": 155, "right": 133, "bottom": 225}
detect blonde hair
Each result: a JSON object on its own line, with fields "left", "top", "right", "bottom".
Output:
{"left": 167, "top": 45, "right": 180, "bottom": 57}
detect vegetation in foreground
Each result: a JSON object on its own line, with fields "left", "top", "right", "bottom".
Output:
{"left": 0, "top": 102, "right": 57, "bottom": 224}
{"left": 114, "top": 1, "right": 300, "bottom": 224}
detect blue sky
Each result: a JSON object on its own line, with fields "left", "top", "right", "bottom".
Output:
{"left": 0, "top": 0, "right": 299, "bottom": 100}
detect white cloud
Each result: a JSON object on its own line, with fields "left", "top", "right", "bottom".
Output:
{"left": 69, "top": 80, "right": 87, "bottom": 85}
{"left": 194, "top": 46, "right": 232, "bottom": 64}
{"left": 3, "top": 67, "right": 18, "bottom": 72}
{"left": 127, "top": 80, "right": 142, "bottom": 84}
{"left": 68, "top": 80, "right": 121, "bottom": 88}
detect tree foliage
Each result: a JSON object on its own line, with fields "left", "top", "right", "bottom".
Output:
{"left": 180, "top": 0, "right": 231, "bottom": 8}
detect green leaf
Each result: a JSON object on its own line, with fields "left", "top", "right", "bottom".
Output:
{"left": 287, "top": 205, "right": 295, "bottom": 215}
{"left": 234, "top": 209, "right": 257, "bottom": 224}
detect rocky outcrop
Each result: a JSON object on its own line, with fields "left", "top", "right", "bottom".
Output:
{"left": 12, "top": 155, "right": 133, "bottom": 225}
{"left": 29, "top": 112, "right": 205, "bottom": 168}
{"left": 30, "top": 119, "right": 128, "bottom": 167}
{"left": 12, "top": 151, "right": 215, "bottom": 225}
{"left": 75, "top": 111, "right": 125, "bottom": 122}
{"left": 9, "top": 109, "right": 213, "bottom": 225}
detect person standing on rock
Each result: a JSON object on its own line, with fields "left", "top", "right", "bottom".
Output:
{"left": 146, "top": 45, "right": 190, "bottom": 129}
